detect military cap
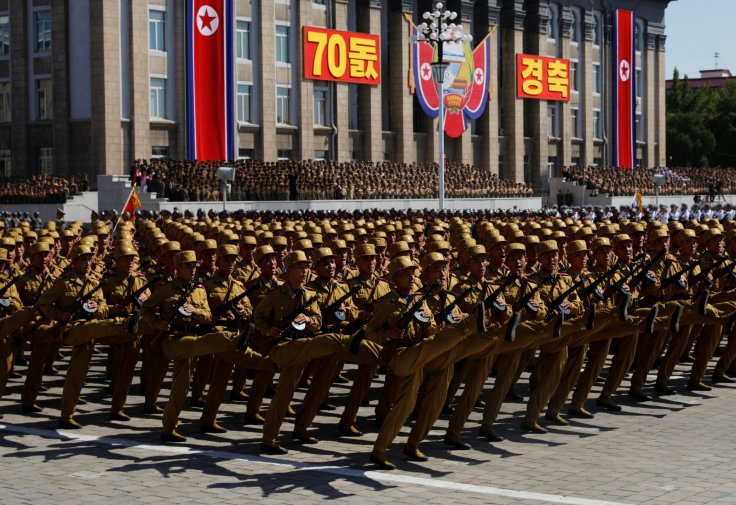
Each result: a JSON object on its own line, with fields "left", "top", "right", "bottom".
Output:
{"left": 521, "top": 235, "right": 540, "bottom": 246}
{"left": 705, "top": 228, "right": 724, "bottom": 242}
{"left": 240, "top": 235, "right": 257, "bottom": 247}
{"left": 309, "top": 234, "right": 324, "bottom": 246}
{"left": 217, "top": 244, "right": 239, "bottom": 257}
{"left": 161, "top": 241, "right": 182, "bottom": 254}
{"left": 197, "top": 239, "right": 218, "bottom": 252}
{"left": 271, "top": 236, "right": 289, "bottom": 247}
{"left": 254, "top": 245, "right": 277, "bottom": 263}
{"left": 70, "top": 245, "right": 94, "bottom": 260}
{"left": 460, "top": 245, "right": 487, "bottom": 264}
{"left": 0, "top": 237, "right": 16, "bottom": 248}
{"left": 387, "top": 241, "right": 410, "bottom": 258}
{"left": 30, "top": 242, "right": 51, "bottom": 255}
{"left": 294, "top": 239, "right": 314, "bottom": 252}
{"left": 507, "top": 242, "right": 526, "bottom": 254}
{"left": 0, "top": 248, "right": 7, "bottom": 262}
{"left": 680, "top": 229, "right": 697, "bottom": 239}
{"left": 354, "top": 244, "right": 377, "bottom": 258}
{"left": 648, "top": 228, "right": 669, "bottom": 242}
{"left": 591, "top": 237, "right": 612, "bottom": 251}
{"left": 313, "top": 247, "right": 335, "bottom": 263}
{"left": 420, "top": 252, "right": 448, "bottom": 272}
{"left": 369, "top": 237, "right": 387, "bottom": 248}
{"left": 427, "top": 240, "right": 451, "bottom": 253}
{"left": 612, "top": 234, "right": 633, "bottom": 247}
{"left": 115, "top": 244, "right": 139, "bottom": 258}
{"left": 330, "top": 239, "right": 348, "bottom": 251}
{"left": 387, "top": 256, "right": 418, "bottom": 278}
{"left": 284, "top": 250, "right": 310, "bottom": 269}
{"left": 174, "top": 250, "right": 198, "bottom": 266}
{"left": 567, "top": 240, "right": 589, "bottom": 255}
{"left": 536, "top": 240, "right": 559, "bottom": 256}
{"left": 485, "top": 234, "right": 508, "bottom": 246}
{"left": 668, "top": 221, "right": 685, "bottom": 233}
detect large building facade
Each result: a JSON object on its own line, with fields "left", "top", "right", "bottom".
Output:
{"left": 1, "top": 0, "right": 671, "bottom": 192}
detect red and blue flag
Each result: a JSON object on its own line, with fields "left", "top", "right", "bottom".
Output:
{"left": 186, "top": 0, "right": 235, "bottom": 161}
{"left": 613, "top": 9, "right": 636, "bottom": 170}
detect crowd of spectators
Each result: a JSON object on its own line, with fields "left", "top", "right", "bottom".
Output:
{"left": 563, "top": 165, "right": 736, "bottom": 199}
{"left": 131, "top": 159, "right": 535, "bottom": 201}
{"left": 0, "top": 174, "right": 89, "bottom": 204}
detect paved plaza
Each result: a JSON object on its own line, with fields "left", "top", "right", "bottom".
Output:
{"left": 1, "top": 349, "right": 735, "bottom": 505}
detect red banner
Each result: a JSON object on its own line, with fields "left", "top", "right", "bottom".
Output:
{"left": 614, "top": 9, "right": 636, "bottom": 169}
{"left": 303, "top": 27, "right": 380, "bottom": 85}
{"left": 186, "top": 0, "right": 234, "bottom": 161}
{"left": 516, "top": 54, "right": 570, "bottom": 102}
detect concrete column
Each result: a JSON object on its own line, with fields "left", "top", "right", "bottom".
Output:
{"left": 357, "top": 0, "right": 382, "bottom": 162}
{"left": 89, "top": 0, "right": 123, "bottom": 175}
{"left": 526, "top": 1, "right": 549, "bottom": 192}
{"left": 297, "top": 1, "right": 314, "bottom": 160}
{"left": 388, "top": 2, "right": 414, "bottom": 164}
{"left": 645, "top": 32, "right": 656, "bottom": 167}
{"left": 10, "top": 0, "right": 28, "bottom": 176}
{"left": 581, "top": 9, "right": 593, "bottom": 167}
{"left": 174, "top": 0, "right": 187, "bottom": 159}
{"left": 334, "top": 0, "right": 350, "bottom": 161}
{"left": 603, "top": 17, "right": 613, "bottom": 168}
{"left": 501, "top": 1, "right": 525, "bottom": 183}
{"left": 51, "top": 2, "right": 69, "bottom": 176}
{"left": 129, "top": 0, "right": 150, "bottom": 162}
{"left": 473, "top": 1, "right": 500, "bottom": 174}
{"left": 558, "top": 7, "right": 572, "bottom": 167}
{"left": 656, "top": 34, "right": 666, "bottom": 166}
{"left": 258, "top": 0, "right": 276, "bottom": 161}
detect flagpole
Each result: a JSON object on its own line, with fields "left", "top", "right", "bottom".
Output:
{"left": 111, "top": 185, "right": 136, "bottom": 237}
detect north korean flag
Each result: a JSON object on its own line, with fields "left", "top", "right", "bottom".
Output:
{"left": 186, "top": 0, "right": 235, "bottom": 161}
{"left": 613, "top": 9, "right": 636, "bottom": 170}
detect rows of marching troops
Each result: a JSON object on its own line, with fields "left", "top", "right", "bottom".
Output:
{"left": 1, "top": 211, "right": 735, "bottom": 471}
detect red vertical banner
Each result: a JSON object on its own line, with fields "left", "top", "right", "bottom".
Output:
{"left": 614, "top": 9, "right": 636, "bottom": 170}
{"left": 186, "top": 0, "right": 234, "bottom": 161}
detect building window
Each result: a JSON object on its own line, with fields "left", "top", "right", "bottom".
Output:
{"left": 0, "top": 149, "right": 10, "bottom": 177}
{"left": 635, "top": 24, "right": 643, "bottom": 53}
{"left": 571, "top": 11, "right": 579, "bottom": 44}
{"left": 592, "top": 63, "right": 601, "bottom": 94}
{"left": 636, "top": 113, "right": 644, "bottom": 141}
{"left": 39, "top": 147, "right": 53, "bottom": 175}
{"left": 238, "top": 148, "right": 254, "bottom": 160}
{"left": 151, "top": 146, "right": 169, "bottom": 159}
{"left": 275, "top": 25, "right": 290, "bottom": 64}
{"left": 276, "top": 86, "right": 290, "bottom": 124}
{"left": 0, "top": 81, "right": 9, "bottom": 122}
{"left": 314, "top": 150, "right": 328, "bottom": 160}
{"left": 546, "top": 6, "right": 556, "bottom": 40}
{"left": 149, "top": 77, "right": 167, "bottom": 119}
{"left": 277, "top": 149, "right": 292, "bottom": 161}
{"left": 571, "top": 60, "right": 579, "bottom": 93}
{"left": 636, "top": 68, "right": 642, "bottom": 99}
{"left": 35, "top": 10, "right": 51, "bottom": 53}
{"left": 313, "top": 88, "right": 327, "bottom": 126}
{"left": 593, "top": 157, "right": 602, "bottom": 167}
{"left": 236, "top": 20, "right": 251, "bottom": 60}
{"left": 547, "top": 103, "right": 558, "bottom": 137}
{"left": 149, "top": 9, "right": 165, "bottom": 52}
{"left": 37, "top": 79, "right": 52, "bottom": 120}
{"left": 571, "top": 107, "right": 580, "bottom": 138}
{"left": 593, "top": 15, "right": 601, "bottom": 46}
{"left": 0, "top": 15, "right": 9, "bottom": 57}
{"left": 593, "top": 109, "right": 602, "bottom": 139}
{"left": 237, "top": 83, "right": 252, "bottom": 123}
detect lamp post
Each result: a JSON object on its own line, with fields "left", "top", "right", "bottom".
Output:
{"left": 414, "top": 2, "right": 472, "bottom": 211}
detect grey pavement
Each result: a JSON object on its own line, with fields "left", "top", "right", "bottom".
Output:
{"left": 1, "top": 346, "right": 736, "bottom": 505}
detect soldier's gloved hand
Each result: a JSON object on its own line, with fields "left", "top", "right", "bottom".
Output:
{"left": 293, "top": 313, "right": 310, "bottom": 325}
{"left": 87, "top": 300, "right": 98, "bottom": 311}
{"left": 182, "top": 303, "right": 196, "bottom": 315}
{"left": 137, "top": 293, "right": 149, "bottom": 303}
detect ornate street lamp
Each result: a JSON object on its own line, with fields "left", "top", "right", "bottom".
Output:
{"left": 414, "top": 2, "right": 472, "bottom": 210}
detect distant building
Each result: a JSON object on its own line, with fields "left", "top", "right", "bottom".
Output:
{"left": 666, "top": 69, "right": 736, "bottom": 91}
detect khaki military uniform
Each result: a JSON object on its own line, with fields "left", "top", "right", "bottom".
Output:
{"left": 102, "top": 271, "right": 151, "bottom": 415}
{"left": 0, "top": 268, "right": 23, "bottom": 399}
{"left": 37, "top": 271, "right": 134, "bottom": 422}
